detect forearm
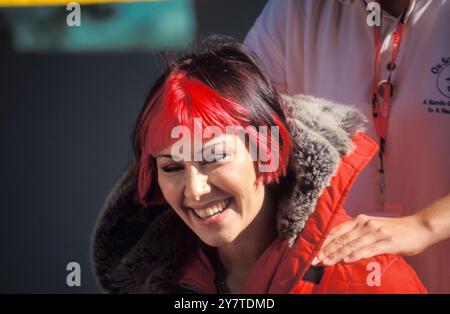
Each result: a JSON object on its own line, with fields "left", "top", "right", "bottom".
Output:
{"left": 415, "top": 193, "right": 450, "bottom": 247}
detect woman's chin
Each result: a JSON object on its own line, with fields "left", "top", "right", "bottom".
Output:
{"left": 199, "top": 233, "right": 237, "bottom": 248}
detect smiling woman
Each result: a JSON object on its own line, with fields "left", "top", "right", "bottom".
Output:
{"left": 91, "top": 36, "right": 427, "bottom": 294}
{"left": 156, "top": 132, "right": 276, "bottom": 293}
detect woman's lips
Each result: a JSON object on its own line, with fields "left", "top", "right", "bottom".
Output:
{"left": 186, "top": 197, "right": 234, "bottom": 226}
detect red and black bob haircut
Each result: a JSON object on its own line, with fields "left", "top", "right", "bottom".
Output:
{"left": 132, "top": 36, "right": 293, "bottom": 207}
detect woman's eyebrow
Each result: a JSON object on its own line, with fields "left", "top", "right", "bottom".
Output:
{"left": 156, "top": 141, "right": 232, "bottom": 159}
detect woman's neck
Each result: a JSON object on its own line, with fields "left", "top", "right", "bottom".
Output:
{"left": 217, "top": 192, "right": 277, "bottom": 293}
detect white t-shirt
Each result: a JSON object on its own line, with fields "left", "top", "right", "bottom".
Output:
{"left": 245, "top": 0, "right": 450, "bottom": 293}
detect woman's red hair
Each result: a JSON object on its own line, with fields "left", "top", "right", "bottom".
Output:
{"left": 133, "top": 38, "right": 293, "bottom": 207}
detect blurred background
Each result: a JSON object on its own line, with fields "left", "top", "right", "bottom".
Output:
{"left": 0, "top": 0, "right": 267, "bottom": 293}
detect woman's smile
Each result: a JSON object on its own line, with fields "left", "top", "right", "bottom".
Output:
{"left": 185, "top": 197, "right": 232, "bottom": 218}
{"left": 185, "top": 197, "right": 234, "bottom": 226}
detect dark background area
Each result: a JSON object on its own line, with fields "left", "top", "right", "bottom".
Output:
{"left": 0, "top": 0, "right": 267, "bottom": 293}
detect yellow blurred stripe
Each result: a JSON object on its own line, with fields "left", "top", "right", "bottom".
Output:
{"left": 0, "top": 0, "right": 163, "bottom": 7}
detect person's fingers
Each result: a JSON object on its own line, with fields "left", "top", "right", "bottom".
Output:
{"left": 315, "top": 221, "right": 366, "bottom": 265}
{"left": 322, "top": 218, "right": 359, "bottom": 249}
{"left": 323, "top": 231, "right": 386, "bottom": 265}
{"left": 319, "top": 227, "right": 370, "bottom": 265}
{"left": 312, "top": 219, "right": 360, "bottom": 265}
{"left": 342, "top": 240, "right": 391, "bottom": 263}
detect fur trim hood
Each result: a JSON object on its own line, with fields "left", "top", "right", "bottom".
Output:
{"left": 91, "top": 94, "right": 367, "bottom": 293}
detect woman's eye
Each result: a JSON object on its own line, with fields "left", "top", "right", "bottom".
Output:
{"left": 202, "top": 153, "right": 230, "bottom": 164}
{"left": 161, "top": 165, "right": 183, "bottom": 173}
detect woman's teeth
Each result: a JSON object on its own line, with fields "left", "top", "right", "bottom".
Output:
{"left": 193, "top": 199, "right": 230, "bottom": 219}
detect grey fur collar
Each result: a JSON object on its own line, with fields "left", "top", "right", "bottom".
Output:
{"left": 91, "top": 94, "right": 366, "bottom": 293}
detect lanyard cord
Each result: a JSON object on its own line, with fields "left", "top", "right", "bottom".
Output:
{"left": 371, "top": 2, "right": 406, "bottom": 210}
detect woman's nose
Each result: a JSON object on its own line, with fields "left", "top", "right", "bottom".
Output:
{"left": 184, "top": 165, "right": 211, "bottom": 201}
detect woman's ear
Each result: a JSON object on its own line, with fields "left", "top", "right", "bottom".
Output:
{"left": 252, "top": 160, "right": 260, "bottom": 176}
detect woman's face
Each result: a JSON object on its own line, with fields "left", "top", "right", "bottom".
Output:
{"left": 156, "top": 134, "right": 269, "bottom": 247}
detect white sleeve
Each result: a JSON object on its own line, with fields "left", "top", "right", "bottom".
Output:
{"left": 244, "top": 0, "right": 289, "bottom": 93}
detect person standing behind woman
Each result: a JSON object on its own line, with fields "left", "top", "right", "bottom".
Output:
{"left": 244, "top": 0, "right": 450, "bottom": 293}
